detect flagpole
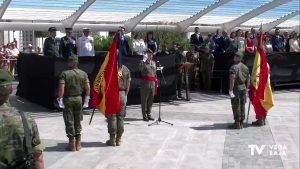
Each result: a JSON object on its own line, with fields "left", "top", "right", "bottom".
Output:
{"left": 89, "top": 108, "right": 96, "bottom": 125}
{"left": 246, "top": 100, "right": 251, "bottom": 123}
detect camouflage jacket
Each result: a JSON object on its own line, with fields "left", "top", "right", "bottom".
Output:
{"left": 59, "top": 68, "right": 89, "bottom": 98}
{"left": 0, "top": 103, "right": 43, "bottom": 168}
{"left": 118, "top": 65, "right": 131, "bottom": 91}
{"left": 229, "top": 62, "right": 249, "bottom": 91}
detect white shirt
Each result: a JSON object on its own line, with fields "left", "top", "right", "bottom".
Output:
{"left": 289, "top": 38, "right": 300, "bottom": 52}
{"left": 77, "top": 35, "right": 95, "bottom": 57}
{"left": 132, "top": 39, "right": 146, "bottom": 55}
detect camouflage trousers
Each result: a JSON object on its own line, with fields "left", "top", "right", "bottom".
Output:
{"left": 201, "top": 71, "right": 212, "bottom": 91}
{"left": 63, "top": 96, "right": 83, "bottom": 139}
{"left": 140, "top": 87, "right": 154, "bottom": 118}
{"left": 176, "top": 71, "right": 183, "bottom": 97}
{"left": 231, "top": 90, "right": 247, "bottom": 122}
{"left": 107, "top": 91, "right": 127, "bottom": 136}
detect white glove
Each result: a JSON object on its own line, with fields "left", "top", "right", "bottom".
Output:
{"left": 83, "top": 96, "right": 90, "bottom": 108}
{"left": 229, "top": 90, "right": 235, "bottom": 98}
{"left": 57, "top": 98, "right": 64, "bottom": 108}
{"left": 142, "top": 54, "right": 148, "bottom": 62}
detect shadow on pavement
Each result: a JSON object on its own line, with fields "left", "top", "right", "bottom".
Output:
{"left": 44, "top": 142, "right": 107, "bottom": 152}
{"left": 191, "top": 122, "right": 254, "bottom": 130}
{"left": 9, "top": 96, "right": 53, "bottom": 113}
{"left": 124, "top": 117, "right": 143, "bottom": 122}
{"left": 190, "top": 123, "right": 230, "bottom": 130}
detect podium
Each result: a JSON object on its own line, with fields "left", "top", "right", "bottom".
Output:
{"left": 178, "top": 62, "right": 193, "bottom": 101}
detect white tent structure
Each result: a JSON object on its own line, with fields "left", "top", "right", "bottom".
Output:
{"left": 0, "top": 0, "right": 299, "bottom": 32}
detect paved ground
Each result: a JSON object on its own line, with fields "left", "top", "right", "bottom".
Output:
{"left": 9, "top": 88, "right": 299, "bottom": 169}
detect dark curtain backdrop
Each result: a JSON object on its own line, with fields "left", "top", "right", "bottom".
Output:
{"left": 17, "top": 53, "right": 176, "bottom": 109}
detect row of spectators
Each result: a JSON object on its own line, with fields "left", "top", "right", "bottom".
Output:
{"left": 189, "top": 27, "right": 300, "bottom": 54}
{"left": 0, "top": 42, "right": 20, "bottom": 72}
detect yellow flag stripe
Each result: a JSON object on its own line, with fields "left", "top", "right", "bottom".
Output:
{"left": 251, "top": 52, "right": 261, "bottom": 90}
{"left": 260, "top": 68, "right": 274, "bottom": 111}
{"left": 95, "top": 52, "right": 110, "bottom": 114}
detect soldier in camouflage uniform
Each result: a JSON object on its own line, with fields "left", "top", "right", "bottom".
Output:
{"left": 0, "top": 70, "right": 44, "bottom": 169}
{"left": 59, "top": 27, "right": 77, "bottom": 59}
{"left": 228, "top": 51, "right": 250, "bottom": 129}
{"left": 57, "top": 55, "right": 90, "bottom": 151}
{"left": 140, "top": 49, "right": 157, "bottom": 121}
{"left": 106, "top": 65, "right": 131, "bottom": 146}
{"left": 43, "top": 27, "right": 60, "bottom": 58}
{"left": 199, "top": 46, "right": 214, "bottom": 91}
{"left": 175, "top": 47, "right": 186, "bottom": 99}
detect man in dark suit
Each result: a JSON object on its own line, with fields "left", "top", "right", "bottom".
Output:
{"left": 190, "top": 27, "right": 204, "bottom": 52}
{"left": 117, "top": 27, "right": 130, "bottom": 67}
{"left": 59, "top": 28, "right": 77, "bottom": 59}
{"left": 271, "top": 28, "right": 285, "bottom": 52}
{"left": 216, "top": 31, "right": 231, "bottom": 54}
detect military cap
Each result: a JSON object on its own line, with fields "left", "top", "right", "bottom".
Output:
{"left": 234, "top": 51, "right": 244, "bottom": 58}
{"left": 48, "top": 27, "right": 57, "bottom": 32}
{"left": 68, "top": 55, "right": 78, "bottom": 61}
{"left": 0, "top": 69, "right": 14, "bottom": 85}
{"left": 146, "top": 48, "right": 153, "bottom": 54}
{"left": 82, "top": 28, "right": 90, "bottom": 32}
{"left": 65, "top": 27, "right": 72, "bottom": 31}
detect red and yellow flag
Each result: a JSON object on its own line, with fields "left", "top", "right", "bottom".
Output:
{"left": 249, "top": 29, "right": 274, "bottom": 120}
{"left": 91, "top": 33, "right": 120, "bottom": 116}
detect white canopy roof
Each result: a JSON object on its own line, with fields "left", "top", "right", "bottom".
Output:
{"left": 0, "top": 0, "right": 299, "bottom": 32}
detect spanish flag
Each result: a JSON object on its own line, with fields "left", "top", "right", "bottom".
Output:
{"left": 249, "top": 28, "right": 274, "bottom": 120}
{"left": 91, "top": 33, "right": 120, "bottom": 116}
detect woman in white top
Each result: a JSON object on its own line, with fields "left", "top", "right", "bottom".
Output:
{"left": 289, "top": 32, "right": 300, "bottom": 52}
{"left": 235, "top": 29, "right": 245, "bottom": 52}
{"left": 264, "top": 33, "right": 273, "bottom": 54}
{"left": 132, "top": 32, "right": 146, "bottom": 56}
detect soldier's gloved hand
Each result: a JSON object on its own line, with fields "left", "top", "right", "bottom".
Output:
{"left": 83, "top": 96, "right": 90, "bottom": 108}
{"left": 229, "top": 90, "right": 235, "bottom": 98}
{"left": 142, "top": 54, "right": 148, "bottom": 62}
{"left": 57, "top": 98, "right": 64, "bottom": 108}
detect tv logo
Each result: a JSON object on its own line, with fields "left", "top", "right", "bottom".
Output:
{"left": 248, "top": 144, "right": 287, "bottom": 156}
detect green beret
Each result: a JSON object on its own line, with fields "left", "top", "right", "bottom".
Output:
{"left": 69, "top": 55, "right": 78, "bottom": 61}
{"left": 0, "top": 70, "right": 13, "bottom": 85}
{"left": 234, "top": 51, "right": 244, "bottom": 58}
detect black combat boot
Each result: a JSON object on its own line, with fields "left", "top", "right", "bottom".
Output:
{"left": 143, "top": 115, "right": 149, "bottom": 121}
{"left": 252, "top": 118, "right": 264, "bottom": 126}
{"left": 263, "top": 115, "right": 267, "bottom": 125}
{"left": 228, "top": 121, "right": 241, "bottom": 129}
{"left": 147, "top": 114, "right": 154, "bottom": 121}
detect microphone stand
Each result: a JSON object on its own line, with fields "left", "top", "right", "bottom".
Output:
{"left": 149, "top": 61, "right": 173, "bottom": 126}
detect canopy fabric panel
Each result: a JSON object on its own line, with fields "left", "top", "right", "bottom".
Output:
{"left": 0, "top": 0, "right": 298, "bottom": 31}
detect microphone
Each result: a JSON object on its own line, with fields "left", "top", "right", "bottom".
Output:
{"left": 156, "top": 61, "right": 161, "bottom": 67}
{"left": 156, "top": 61, "right": 163, "bottom": 71}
